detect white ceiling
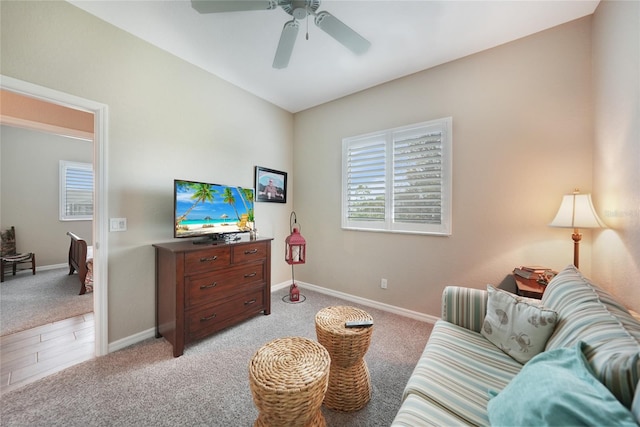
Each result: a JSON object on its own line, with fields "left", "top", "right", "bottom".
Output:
{"left": 68, "top": 0, "right": 599, "bottom": 113}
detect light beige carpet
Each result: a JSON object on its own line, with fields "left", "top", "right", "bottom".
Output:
{"left": 0, "top": 287, "right": 432, "bottom": 426}
{"left": 1, "top": 267, "right": 93, "bottom": 336}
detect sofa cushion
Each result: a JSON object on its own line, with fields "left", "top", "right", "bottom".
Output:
{"left": 481, "top": 285, "right": 557, "bottom": 364}
{"left": 488, "top": 341, "right": 638, "bottom": 426}
{"left": 541, "top": 265, "right": 640, "bottom": 408}
{"left": 391, "top": 393, "right": 474, "bottom": 427}
{"left": 441, "top": 286, "right": 488, "bottom": 333}
{"left": 403, "top": 319, "right": 522, "bottom": 426}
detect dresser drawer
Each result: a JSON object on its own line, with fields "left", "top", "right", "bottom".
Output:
{"left": 184, "top": 246, "right": 231, "bottom": 275}
{"left": 187, "top": 288, "right": 265, "bottom": 341}
{"left": 232, "top": 241, "right": 268, "bottom": 264}
{"left": 185, "top": 262, "right": 265, "bottom": 308}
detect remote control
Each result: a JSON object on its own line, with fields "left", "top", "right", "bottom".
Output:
{"left": 345, "top": 320, "right": 373, "bottom": 328}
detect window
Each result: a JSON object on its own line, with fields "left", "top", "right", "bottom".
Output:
{"left": 342, "top": 117, "right": 452, "bottom": 235}
{"left": 60, "top": 160, "right": 93, "bottom": 221}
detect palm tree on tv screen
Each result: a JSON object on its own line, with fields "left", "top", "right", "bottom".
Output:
{"left": 175, "top": 182, "right": 216, "bottom": 227}
{"left": 237, "top": 187, "right": 255, "bottom": 222}
{"left": 223, "top": 187, "right": 240, "bottom": 220}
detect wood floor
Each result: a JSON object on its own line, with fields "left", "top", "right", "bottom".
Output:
{"left": 1, "top": 312, "right": 95, "bottom": 394}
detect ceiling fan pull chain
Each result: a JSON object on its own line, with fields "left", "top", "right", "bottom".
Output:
{"left": 306, "top": 13, "right": 309, "bottom": 40}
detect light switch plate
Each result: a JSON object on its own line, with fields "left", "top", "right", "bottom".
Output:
{"left": 110, "top": 218, "right": 127, "bottom": 232}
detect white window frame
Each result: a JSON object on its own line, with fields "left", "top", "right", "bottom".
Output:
{"left": 342, "top": 117, "right": 452, "bottom": 236}
{"left": 59, "top": 160, "right": 93, "bottom": 221}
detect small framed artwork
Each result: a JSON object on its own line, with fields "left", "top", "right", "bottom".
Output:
{"left": 255, "top": 166, "right": 287, "bottom": 203}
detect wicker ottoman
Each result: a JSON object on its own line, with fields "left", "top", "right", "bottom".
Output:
{"left": 249, "top": 337, "right": 331, "bottom": 427}
{"left": 315, "top": 306, "right": 373, "bottom": 412}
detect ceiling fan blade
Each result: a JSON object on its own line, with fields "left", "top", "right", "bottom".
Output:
{"left": 314, "top": 11, "right": 370, "bottom": 55}
{"left": 273, "top": 20, "right": 299, "bottom": 69}
{"left": 191, "top": 0, "right": 277, "bottom": 14}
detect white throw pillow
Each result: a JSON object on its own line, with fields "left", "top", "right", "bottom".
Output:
{"left": 481, "top": 285, "right": 558, "bottom": 364}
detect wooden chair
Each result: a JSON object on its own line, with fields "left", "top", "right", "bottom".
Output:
{"left": 1, "top": 226, "right": 36, "bottom": 282}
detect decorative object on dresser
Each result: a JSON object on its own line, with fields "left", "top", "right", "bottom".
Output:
{"left": 549, "top": 189, "right": 606, "bottom": 268}
{"left": 154, "top": 237, "right": 272, "bottom": 357}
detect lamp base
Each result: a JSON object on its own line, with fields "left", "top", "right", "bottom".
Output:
{"left": 572, "top": 229, "right": 582, "bottom": 269}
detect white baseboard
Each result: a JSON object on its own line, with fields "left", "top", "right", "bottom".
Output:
{"left": 108, "top": 280, "right": 438, "bottom": 355}
{"left": 36, "top": 263, "right": 68, "bottom": 271}
{"left": 273, "top": 280, "right": 439, "bottom": 324}
{"left": 109, "top": 327, "right": 157, "bottom": 353}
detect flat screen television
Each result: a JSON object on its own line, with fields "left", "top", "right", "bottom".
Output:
{"left": 174, "top": 179, "right": 255, "bottom": 242}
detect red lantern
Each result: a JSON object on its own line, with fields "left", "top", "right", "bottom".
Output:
{"left": 286, "top": 212, "right": 306, "bottom": 303}
{"left": 285, "top": 226, "right": 306, "bottom": 265}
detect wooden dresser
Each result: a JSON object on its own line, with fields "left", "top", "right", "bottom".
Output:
{"left": 153, "top": 237, "right": 272, "bottom": 357}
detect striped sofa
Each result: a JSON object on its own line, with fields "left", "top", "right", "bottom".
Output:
{"left": 391, "top": 265, "right": 640, "bottom": 426}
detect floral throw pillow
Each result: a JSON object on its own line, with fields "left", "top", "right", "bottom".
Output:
{"left": 481, "top": 285, "right": 558, "bottom": 364}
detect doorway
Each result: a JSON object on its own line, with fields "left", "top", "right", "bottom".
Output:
{"left": 1, "top": 75, "right": 108, "bottom": 356}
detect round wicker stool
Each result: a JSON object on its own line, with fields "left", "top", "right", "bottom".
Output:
{"left": 315, "top": 306, "right": 373, "bottom": 412}
{"left": 249, "top": 337, "right": 331, "bottom": 427}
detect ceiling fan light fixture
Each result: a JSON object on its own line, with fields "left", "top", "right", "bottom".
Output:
{"left": 292, "top": 7, "right": 308, "bottom": 19}
{"left": 282, "top": 0, "right": 319, "bottom": 18}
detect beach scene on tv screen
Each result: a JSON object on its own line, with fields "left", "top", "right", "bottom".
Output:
{"left": 175, "top": 181, "right": 254, "bottom": 237}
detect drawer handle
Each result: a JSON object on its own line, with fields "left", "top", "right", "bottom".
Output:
{"left": 200, "top": 282, "right": 217, "bottom": 290}
{"left": 244, "top": 299, "right": 257, "bottom": 305}
{"left": 200, "top": 313, "right": 217, "bottom": 322}
{"left": 244, "top": 272, "right": 257, "bottom": 278}
{"left": 244, "top": 249, "right": 258, "bottom": 255}
{"left": 200, "top": 256, "right": 218, "bottom": 262}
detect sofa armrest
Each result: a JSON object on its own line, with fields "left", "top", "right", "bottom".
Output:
{"left": 441, "top": 286, "right": 488, "bottom": 333}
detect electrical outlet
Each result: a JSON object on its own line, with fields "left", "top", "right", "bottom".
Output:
{"left": 381, "top": 278, "right": 388, "bottom": 289}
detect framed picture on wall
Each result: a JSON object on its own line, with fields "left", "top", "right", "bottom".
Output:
{"left": 255, "top": 166, "right": 287, "bottom": 203}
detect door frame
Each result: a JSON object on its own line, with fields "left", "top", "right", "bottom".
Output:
{"left": 1, "top": 75, "right": 109, "bottom": 356}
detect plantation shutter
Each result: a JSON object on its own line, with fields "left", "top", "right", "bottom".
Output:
{"left": 393, "top": 131, "right": 443, "bottom": 225}
{"left": 342, "top": 117, "right": 451, "bottom": 235}
{"left": 60, "top": 161, "right": 93, "bottom": 220}
{"left": 345, "top": 138, "right": 386, "bottom": 223}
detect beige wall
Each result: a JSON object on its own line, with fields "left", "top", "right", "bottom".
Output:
{"left": 1, "top": 125, "right": 93, "bottom": 265}
{"left": 293, "top": 17, "right": 595, "bottom": 316}
{"left": 1, "top": 1, "right": 294, "bottom": 342}
{"left": 591, "top": 0, "right": 640, "bottom": 312}
{"left": 2, "top": 0, "right": 637, "bottom": 346}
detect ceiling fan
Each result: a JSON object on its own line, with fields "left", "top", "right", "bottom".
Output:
{"left": 191, "top": 0, "right": 371, "bottom": 69}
